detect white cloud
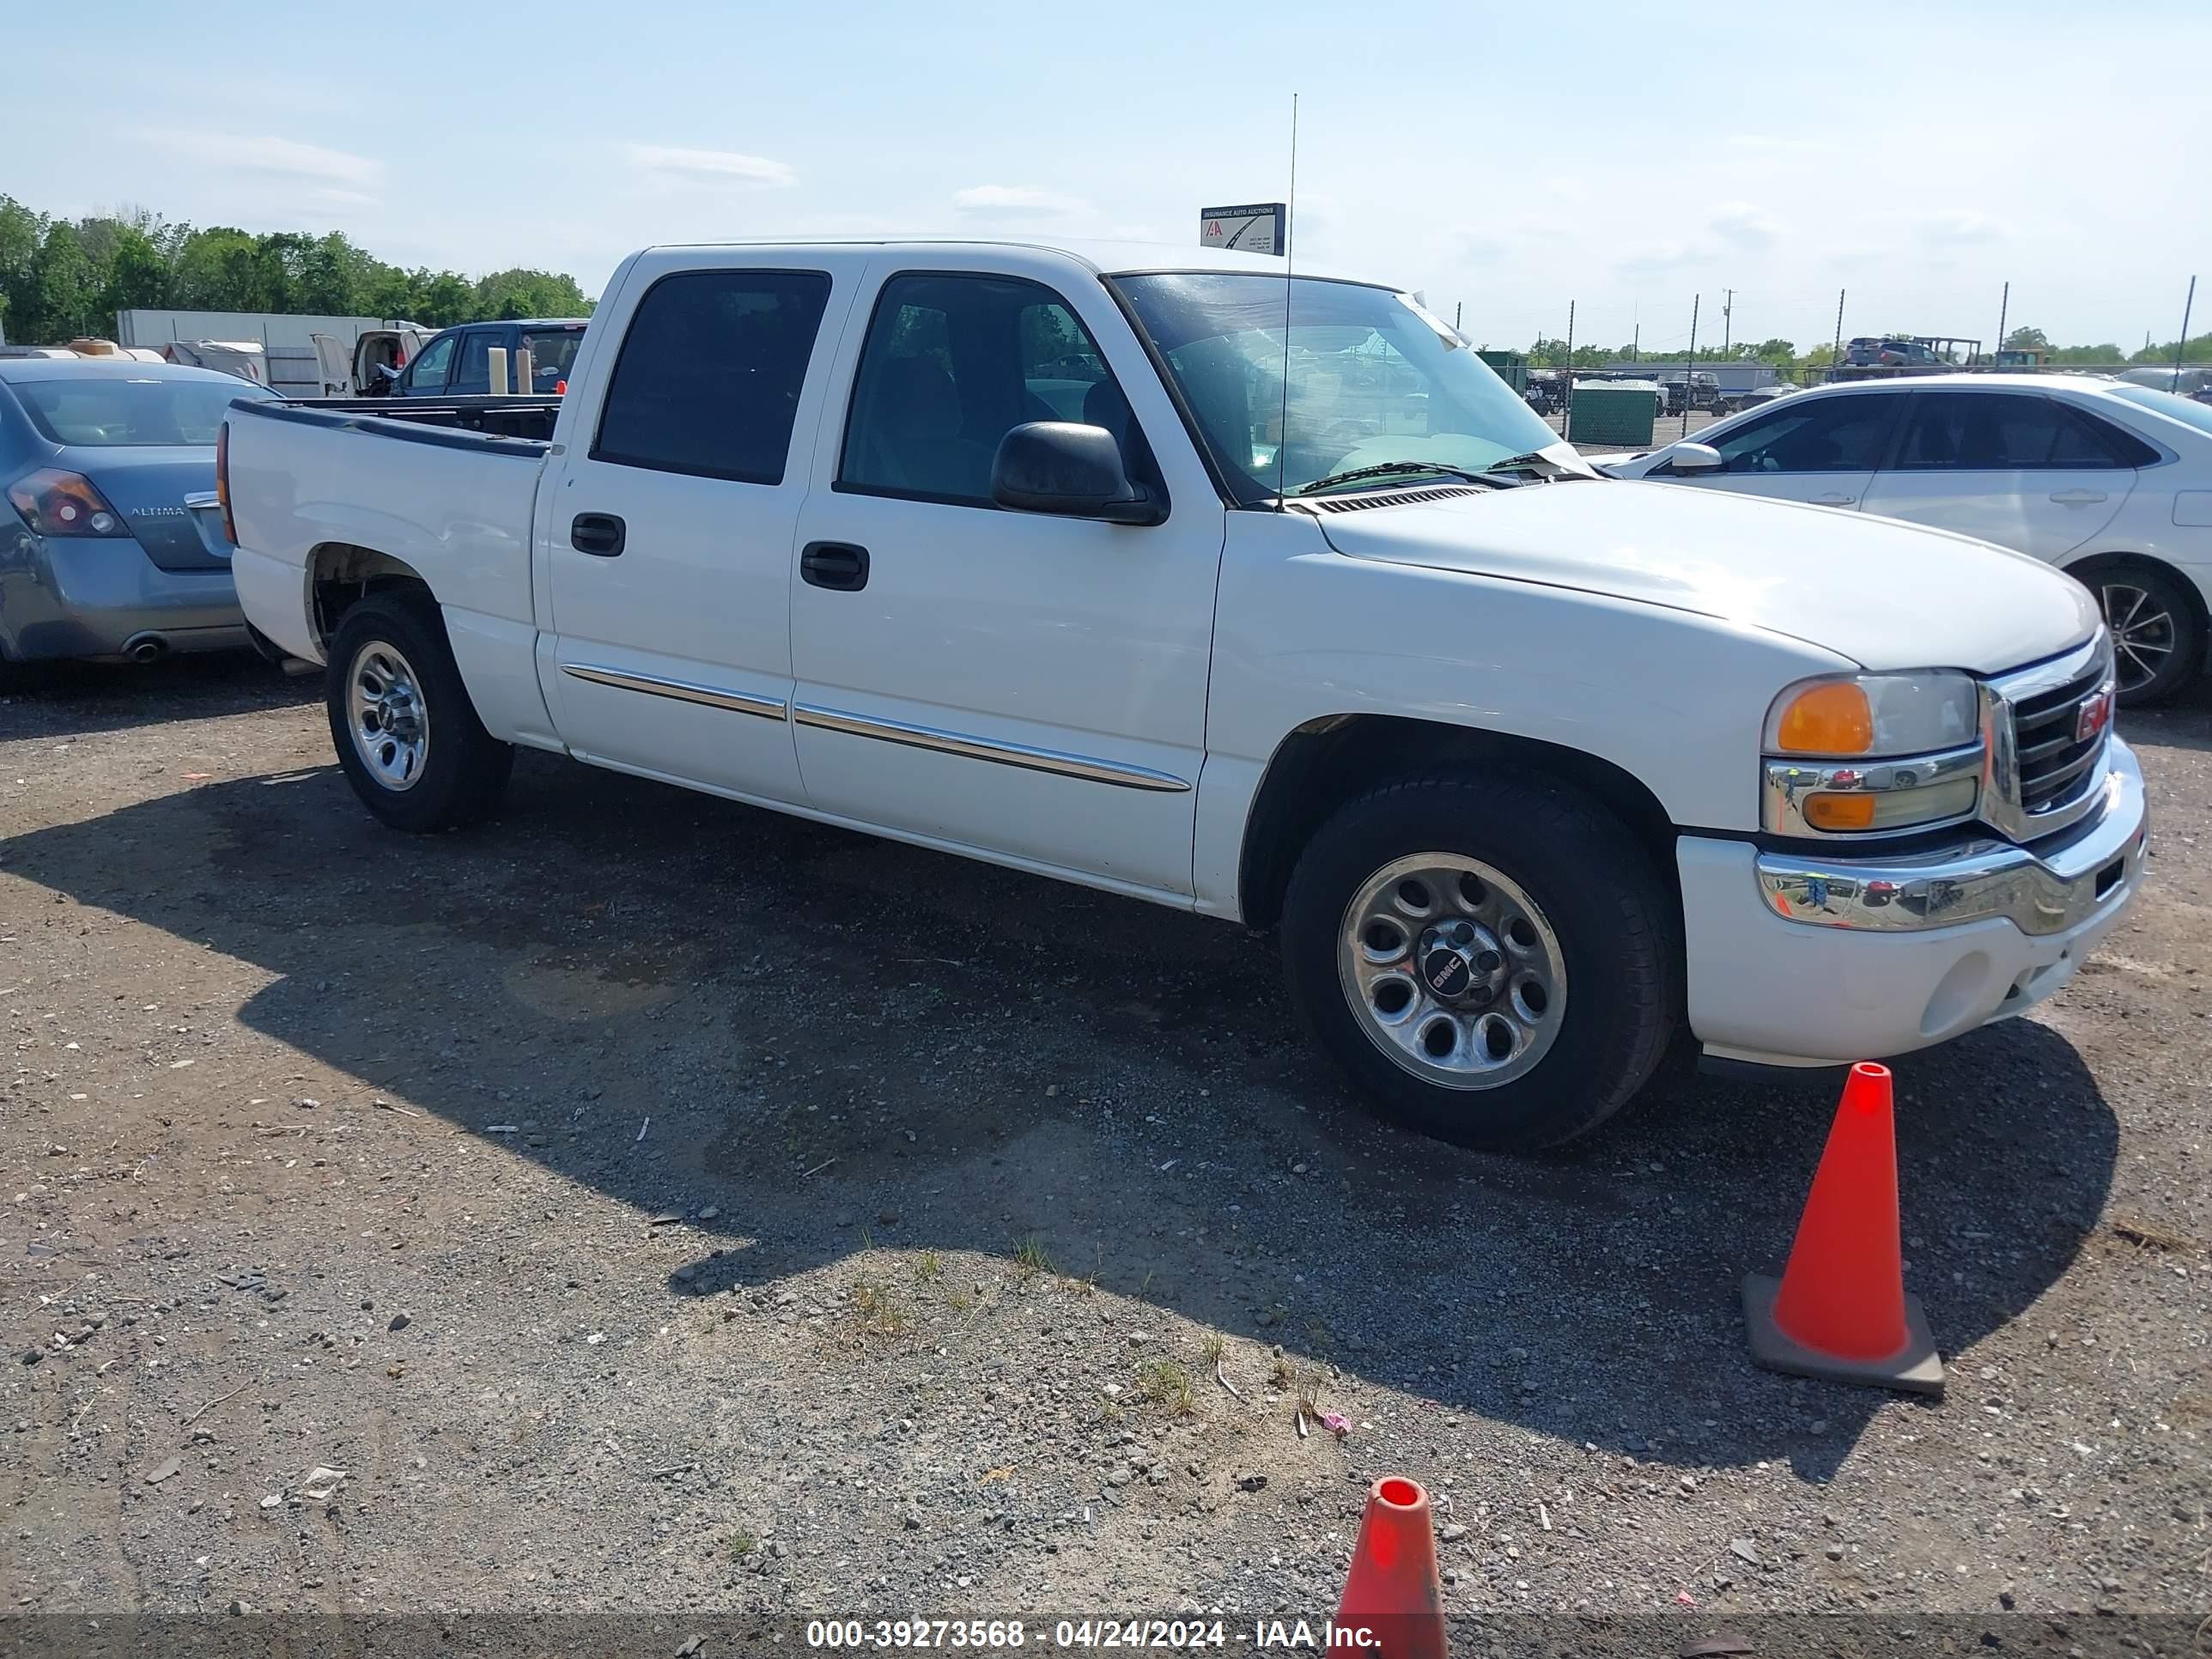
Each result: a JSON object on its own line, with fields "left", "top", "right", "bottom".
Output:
{"left": 1709, "top": 201, "right": 1781, "bottom": 250}
{"left": 626, "top": 144, "right": 796, "bottom": 187}
{"left": 1613, "top": 240, "right": 1711, "bottom": 277}
{"left": 136, "top": 130, "right": 381, "bottom": 187}
{"left": 951, "top": 185, "right": 1089, "bottom": 218}
{"left": 1917, "top": 210, "right": 2005, "bottom": 246}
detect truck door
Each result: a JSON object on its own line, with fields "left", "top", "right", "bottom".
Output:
{"left": 536, "top": 252, "right": 868, "bottom": 804}
{"left": 786, "top": 254, "right": 1227, "bottom": 899}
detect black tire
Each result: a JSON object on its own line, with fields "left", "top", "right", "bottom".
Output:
{"left": 2087, "top": 562, "right": 2200, "bottom": 707}
{"left": 325, "top": 591, "right": 514, "bottom": 832}
{"left": 1279, "top": 769, "right": 1680, "bottom": 1152}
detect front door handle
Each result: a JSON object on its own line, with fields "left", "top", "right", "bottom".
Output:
{"left": 1809, "top": 491, "right": 1857, "bottom": 506}
{"left": 2049, "top": 489, "right": 2108, "bottom": 507}
{"left": 800, "top": 540, "right": 870, "bottom": 592}
{"left": 570, "top": 513, "right": 625, "bottom": 556}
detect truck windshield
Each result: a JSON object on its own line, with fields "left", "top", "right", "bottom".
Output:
{"left": 1110, "top": 273, "right": 1565, "bottom": 504}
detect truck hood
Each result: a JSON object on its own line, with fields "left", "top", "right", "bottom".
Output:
{"left": 1310, "top": 477, "right": 2101, "bottom": 673}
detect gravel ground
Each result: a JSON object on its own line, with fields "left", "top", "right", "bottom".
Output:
{"left": 1, "top": 655, "right": 2205, "bottom": 1623}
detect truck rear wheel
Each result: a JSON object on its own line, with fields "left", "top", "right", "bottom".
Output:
{"left": 1280, "top": 770, "right": 1679, "bottom": 1152}
{"left": 325, "top": 592, "right": 513, "bottom": 832}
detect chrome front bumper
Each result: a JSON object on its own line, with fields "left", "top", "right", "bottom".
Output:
{"left": 1755, "top": 737, "right": 2148, "bottom": 936}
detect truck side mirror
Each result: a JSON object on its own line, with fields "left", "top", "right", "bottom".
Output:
{"left": 991, "top": 422, "right": 1165, "bottom": 526}
{"left": 1665, "top": 441, "right": 1725, "bottom": 474}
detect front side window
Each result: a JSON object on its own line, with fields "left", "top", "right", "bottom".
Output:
{"left": 1111, "top": 272, "right": 1560, "bottom": 503}
{"left": 1892, "top": 392, "right": 2147, "bottom": 470}
{"left": 1707, "top": 392, "right": 1902, "bottom": 473}
{"left": 12, "top": 375, "right": 276, "bottom": 446}
{"left": 839, "top": 273, "right": 1134, "bottom": 507}
{"left": 592, "top": 269, "right": 832, "bottom": 483}
{"left": 406, "top": 332, "right": 455, "bottom": 392}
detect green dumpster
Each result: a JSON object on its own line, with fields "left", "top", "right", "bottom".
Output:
{"left": 1568, "top": 380, "right": 1658, "bottom": 447}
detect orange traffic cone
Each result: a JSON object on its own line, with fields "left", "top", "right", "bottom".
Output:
{"left": 1741, "top": 1062, "right": 1944, "bottom": 1395}
{"left": 1334, "top": 1476, "right": 1446, "bottom": 1659}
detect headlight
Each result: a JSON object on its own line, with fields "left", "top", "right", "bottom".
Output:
{"left": 1763, "top": 671, "right": 1984, "bottom": 836}
{"left": 1765, "top": 671, "right": 1980, "bottom": 758}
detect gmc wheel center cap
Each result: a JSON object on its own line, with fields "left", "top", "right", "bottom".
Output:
{"left": 1419, "top": 923, "right": 1504, "bottom": 1003}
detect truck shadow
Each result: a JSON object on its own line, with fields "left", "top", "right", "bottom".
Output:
{"left": 0, "top": 653, "right": 314, "bottom": 739}
{"left": 0, "top": 753, "right": 2119, "bottom": 1485}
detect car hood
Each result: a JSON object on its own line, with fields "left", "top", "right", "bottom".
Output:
{"left": 1310, "top": 477, "right": 2102, "bottom": 674}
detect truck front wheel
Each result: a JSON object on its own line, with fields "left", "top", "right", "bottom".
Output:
{"left": 1280, "top": 770, "right": 1679, "bottom": 1151}
{"left": 325, "top": 592, "right": 514, "bottom": 832}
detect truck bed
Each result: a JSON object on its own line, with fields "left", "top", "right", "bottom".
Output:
{"left": 256, "top": 395, "right": 562, "bottom": 445}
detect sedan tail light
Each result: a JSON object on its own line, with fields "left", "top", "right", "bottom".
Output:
{"left": 5, "top": 469, "right": 131, "bottom": 538}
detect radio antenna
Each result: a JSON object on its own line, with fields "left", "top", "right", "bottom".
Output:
{"left": 1273, "top": 93, "right": 1298, "bottom": 511}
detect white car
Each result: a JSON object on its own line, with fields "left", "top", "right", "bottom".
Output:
{"left": 221, "top": 238, "right": 2145, "bottom": 1150}
{"left": 1600, "top": 374, "right": 2212, "bottom": 702}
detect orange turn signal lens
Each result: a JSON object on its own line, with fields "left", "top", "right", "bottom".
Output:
{"left": 1772, "top": 682, "right": 1875, "bottom": 756}
{"left": 1802, "top": 792, "right": 1879, "bottom": 831}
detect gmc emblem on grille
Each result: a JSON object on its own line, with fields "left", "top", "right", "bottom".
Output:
{"left": 2075, "top": 686, "right": 2115, "bottom": 744}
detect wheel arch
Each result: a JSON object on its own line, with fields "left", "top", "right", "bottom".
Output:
{"left": 1237, "top": 713, "right": 1680, "bottom": 933}
{"left": 307, "top": 543, "right": 435, "bottom": 654}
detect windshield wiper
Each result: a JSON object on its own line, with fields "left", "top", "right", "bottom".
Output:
{"left": 1484, "top": 449, "right": 1594, "bottom": 480}
{"left": 1289, "top": 459, "right": 1506, "bottom": 497}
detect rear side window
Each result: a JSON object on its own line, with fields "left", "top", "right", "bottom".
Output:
{"left": 591, "top": 270, "right": 833, "bottom": 483}
{"left": 1707, "top": 392, "right": 1902, "bottom": 473}
{"left": 1893, "top": 392, "right": 2152, "bottom": 470}
{"left": 453, "top": 330, "right": 496, "bottom": 395}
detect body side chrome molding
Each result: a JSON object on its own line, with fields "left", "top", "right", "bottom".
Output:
{"left": 560, "top": 662, "right": 787, "bottom": 720}
{"left": 791, "top": 702, "right": 1193, "bottom": 793}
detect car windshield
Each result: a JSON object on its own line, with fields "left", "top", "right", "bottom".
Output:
{"left": 2107, "top": 385, "right": 2212, "bottom": 438}
{"left": 12, "top": 375, "right": 276, "bottom": 446}
{"left": 1110, "top": 273, "right": 1565, "bottom": 503}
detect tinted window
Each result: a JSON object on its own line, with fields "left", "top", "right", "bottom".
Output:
{"left": 453, "top": 330, "right": 497, "bottom": 395}
{"left": 840, "top": 273, "right": 1136, "bottom": 506}
{"left": 591, "top": 270, "right": 832, "bottom": 483}
{"left": 407, "top": 332, "right": 455, "bottom": 391}
{"left": 1893, "top": 392, "right": 2147, "bottom": 470}
{"left": 518, "top": 327, "right": 584, "bottom": 390}
{"left": 1706, "top": 392, "right": 1901, "bottom": 473}
{"left": 838, "top": 274, "right": 1133, "bottom": 505}
{"left": 11, "top": 375, "right": 276, "bottom": 446}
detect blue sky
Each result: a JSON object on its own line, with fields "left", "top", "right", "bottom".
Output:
{"left": 11, "top": 0, "right": 2209, "bottom": 352}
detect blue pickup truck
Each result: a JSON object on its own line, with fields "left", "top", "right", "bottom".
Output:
{"left": 389, "top": 318, "right": 587, "bottom": 398}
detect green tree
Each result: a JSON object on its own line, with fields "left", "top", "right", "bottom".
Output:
{"left": 2002, "top": 325, "right": 2051, "bottom": 352}
{"left": 101, "top": 224, "right": 173, "bottom": 315}
{"left": 29, "top": 222, "right": 101, "bottom": 340}
{"left": 0, "top": 195, "right": 46, "bottom": 341}
{"left": 473, "top": 267, "right": 592, "bottom": 320}
{"left": 295, "top": 232, "right": 378, "bottom": 314}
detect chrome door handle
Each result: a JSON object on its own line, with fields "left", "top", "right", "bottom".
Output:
{"left": 2049, "top": 489, "right": 2107, "bottom": 506}
{"left": 1809, "top": 492, "right": 1856, "bottom": 506}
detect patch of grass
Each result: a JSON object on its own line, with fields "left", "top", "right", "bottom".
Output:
{"left": 1013, "top": 1236, "right": 1056, "bottom": 1279}
{"left": 915, "top": 1250, "right": 943, "bottom": 1285}
{"left": 1137, "top": 1358, "right": 1195, "bottom": 1417}
{"left": 2111, "top": 1215, "right": 2198, "bottom": 1253}
{"left": 1201, "top": 1332, "right": 1226, "bottom": 1365}
{"left": 850, "top": 1278, "right": 909, "bottom": 1339}
{"left": 726, "top": 1527, "right": 757, "bottom": 1559}
{"left": 1304, "top": 1317, "right": 1334, "bottom": 1352}
{"left": 1268, "top": 1356, "right": 1298, "bottom": 1390}
{"left": 945, "top": 1287, "right": 974, "bottom": 1313}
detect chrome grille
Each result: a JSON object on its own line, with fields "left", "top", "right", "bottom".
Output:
{"left": 1982, "top": 635, "right": 2115, "bottom": 845}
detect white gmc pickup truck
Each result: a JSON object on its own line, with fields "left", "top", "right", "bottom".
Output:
{"left": 222, "top": 237, "right": 2148, "bottom": 1150}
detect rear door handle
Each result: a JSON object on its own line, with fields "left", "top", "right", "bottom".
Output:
{"left": 1809, "top": 491, "right": 1856, "bottom": 506}
{"left": 2049, "top": 489, "right": 2107, "bottom": 507}
{"left": 800, "top": 540, "right": 870, "bottom": 592}
{"left": 570, "top": 513, "right": 625, "bottom": 556}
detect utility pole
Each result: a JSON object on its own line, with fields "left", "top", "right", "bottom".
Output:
{"left": 1996, "top": 281, "right": 2008, "bottom": 363}
{"left": 2177, "top": 276, "right": 2197, "bottom": 385}
{"left": 1632, "top": 322, "right": 1640, "bottom": 362}
{"left": 1721, "top": 288, "right": 1733, "bottom": 357}
{"left": 1832, "top": 289, "right": 1846, "bottom": 380}
{"left": 1454, "top": 301, "right": 1462, "bottom": 331}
